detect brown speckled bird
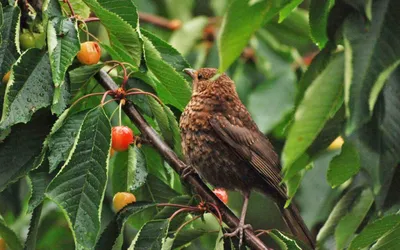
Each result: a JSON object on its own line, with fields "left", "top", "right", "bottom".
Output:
{"left": 179, "top": 68, "right": 315, "bottom": 248}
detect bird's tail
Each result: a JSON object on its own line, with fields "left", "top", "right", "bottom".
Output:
{"left": 281, "top": 202, "right": 315, "bottom": 249}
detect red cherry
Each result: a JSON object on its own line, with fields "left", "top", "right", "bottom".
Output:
{"left": 111, "top": 126, "right": 134, "bottom": 152}
{"left": 213, "top": 188, "right": 228, "bottom": 204}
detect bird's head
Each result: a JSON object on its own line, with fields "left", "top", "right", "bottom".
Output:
{"left": 184, "top": 68, "right": 237, "bottom": 96}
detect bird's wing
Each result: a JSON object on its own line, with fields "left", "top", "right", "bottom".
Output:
{"left": 209, "top": 115, "right": 287, "bottom": 198}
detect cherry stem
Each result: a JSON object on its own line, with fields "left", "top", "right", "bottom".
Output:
{"left": 63, "top": 0, "right": 76, "bottom": 17}
{"left": 109, "top": 105, "right": 120, "bottom": 121}
{"left": 125, "top": 91, "right": 163, "bottom": 105}
{"left": 100, "top": 90, "right": 113, "bottom": 105}
{"left": 78, "top": 26, "right": 101, "bottom": 43}
{"left": 254, "top": 230, "right": 271, "bottom": 237}
{"left": 168, "top": 208, "right": 192, "bottom": 222}
{"left": 70, "top": 92, "right": 105, "bottom": 110}
{"left": 157, "top": 203, "right": 194, "bottom": 209}
{"left": 206, "top": 202, "right": 223, "bottom": 226}
{"left": 101, "top": 98, "right": 118, "bottom": 107}
{"left": 84, "top": 17, "right": 100, "bottom": 23}
{"left": 105, "top": 61, "right": 128, "bottom": 89}
{"left": 119, "top": 101, "right": 123, "bottom": 126}
{"left": 175, "top": 215, "right": 202, "bottom": 236}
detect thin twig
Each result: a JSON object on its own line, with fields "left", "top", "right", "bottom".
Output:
{"left": 63, "top": 0, "right": 76, "bottom": 17}
{"left": 94, "top": 70, "right": 270, "bottom": 250}
{"left": 138, "top": 12, "right": 182, "bottom": 30}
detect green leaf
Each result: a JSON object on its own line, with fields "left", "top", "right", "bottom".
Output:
{"left": 69, "top": 64, "right": 104, "bottom": 96}
{"left": 309, "top": 0, "right": 335, "bottom": 48}
{"left": 282, "top": 54, "right": 344, "bottom": 171}
{"left": 129, "top": 219, "right": 170, "bottom": 250}
{"left": 0, "top": 49, "right": 53, "bottom": 129}
{"left": 269, "top": 229, "right": 302, "bottom": 250}
{"left": 142, "top": 36, "right": 191, "bottom": 110}
{"left": 335, "top": 188, "right": 374, "bottom": 249}
{"left": 47, "top": 109, "right": 89, "bottom": 172}
{"left": 371, "top": 225, "right": 400, "bottom": 250}
{"left": 46, "top": 107, "right": 111, "bottom": 250}
{"left": 47, "top": 17, "right": 80, "bottom": 88}
{"left": 111, "top": 146, "right": 147, "bottom": 193}
{"left": 352, "top": 67, "right": 400, "bottom": 208}
{"left": 169, "top": 16, "right": 208, "bottom": 56}
{"left": 348, "top": 214, "right": 400, "bottom": 250}
{"left": 141, "top": 29, "right": 190, "bottom": 78}
{"left": 327, "top": 142, "right": 360, "bottom": 188}
{"left": 51, "top": 76, "right": 70, "bottom": 115}
{"left": 317, "top": 187, "right": 363, "bottom": 244}
{"left": 136, "top": 174, "right": 179, "bottom": 203}
{"left": 284, "top": 167, "right": 307, "bottom": 207}
{"left": 0, "top": 6, "right": 19, "bottom": 79}
{"left": 218, "top": 0, "right": 290, "bottom": 72}
{"left": 0, "top": 111, "right": 52, "bottom": 192}
{"left": 98, "top": 0, "right": 139, "bottom": 29}
{"left": 0, "top": 216, "right": 23, "bottom": 250}
{"left": 27, "top": 159, "right": 51, "bottom": 213}
{"left": 95, "top": 202, "right": 156, "bottom": 250}
{"left": 344, "top": 0, "right": 400, "bottom": 133}
{"left": 154, "top": 196, "right": 191, "bottom": 230}
{"left": 83, "top": 0, "right": 141, "bottom": 67}
{"left": 24, "top": 204, "right": 43, "bottom": 250}
{"left": 279, "top": 0, "right": 303, "bottom": 23}
{"left": 61, "top": 0, "right": 91, "bottom": 19}
{"left": 171, "top": 229, "right": 206, "bottom": 249}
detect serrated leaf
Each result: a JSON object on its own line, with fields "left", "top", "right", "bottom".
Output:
{"left": 46, "top": 107, "right": 111, "bottom": 250}
{"left": 344, "top": 0, "right": 400, "bottom": 134}
{"left": 218, "top": 0, "right": 290, "bottom": 72}
{"left": 309, "top": 0, "right": 334, "bottom": 48}
{"left": 335, "top": 188, "right": 374, "bottom": 249}
{"left": 69, "top": 64, "right": 104, "bottom": 96}
{"left": 327, "top": 142, "right": 360, "bottom": 188}
{"left": 142, "top": 36, "right": 191, "bottom": 110}
{"left": 371, "top": 225, "right": 400, "bottom": 250}
{"left": 282, "top": 54, "right": 344, "bottom": 171}
{"left": 0, "top": 216, "right": 23, "bottom": 250}
{"left": 351, "top": 67, "right": 400, "bottom": 208}
{"left": 317, "top": 187, "right": 363, "bottom": 244}
{"left": 48, "top": 109, "right": 89, "bottom": 172}
{"left": 51, "top": 74, "right": 71, "bottom": 115}
{"left": 129, "top": 219, "right": 170, "bottom": 250}
{"left": 141, "top": 29, "right": 190, "bottom": 79}
{"left": 0, "top": 49, "right": 53, "bottom": 129}
{"left": 98, "top": 0, "right": 138, "bottom": 29}
{"left": 349, "top": 214, "right": 400, "bottom": 250}
{"left": 83, "top": 0, "right": 141, "bottom": 67}
{"left": 95, "top": 202, "right": 156, "bottom": 250}
{"left": 136, "top": 174, "right": 179, "bottom": 203}
{"left": 171, "top": 229, "right": 206, "bottom": 249}
{"left": 27, "top": 159, "right": 51, "bottom": 213}
{"left": 0, "top": 6, "right": 19, "bottom": 79}
{"left": 279, "top": 0, "right": 303, "bottom": 23}
{"left": 47, "top": 17, "right": 80, "bottom": 109}
{"left": 61, "top": 0, "right": 91, "bottom": 19}
{"left": 169, "top": 16, "right": 208, "bottom": 56}
{"left": 111, "top": 146, "right": 147, "bottom": 193}
{"left": 269, "top": 229, "right": 302, "bottom": 250}
{"left": 24, "top": 204, "right": 43, "bottom": 250}
{"left": 0, "top": 111, "right": 52, "bottom": 192}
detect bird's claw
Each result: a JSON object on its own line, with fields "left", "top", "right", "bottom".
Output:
{"left": 181, "top": 165, "right": 196, "bottom": 179}
{"left": 224, "top": 224, "right": 252, "bottom": 247}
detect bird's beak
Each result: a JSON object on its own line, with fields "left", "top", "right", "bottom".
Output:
{"left": 183, "top": 68, "right": 196, "bottom": 79}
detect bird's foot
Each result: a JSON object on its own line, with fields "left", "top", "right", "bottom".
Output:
{"left": 181, "top": 165, "right": 196, "bottom": 179}
{"left": 224, "top": 223, "right": 252, "bottom": 247}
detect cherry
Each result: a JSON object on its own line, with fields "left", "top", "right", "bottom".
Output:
{"left": 213, "top": 188, "right": 228, "bottom": 204}
{"left": 0, "top": 238, "right": 5, "bottom": 250}
{"left": 113, "top": 192, "right": 136, "bottom": 212}
{"left": 2, "top": 71, "right": 10, "bottom": 84}
{"left": 77, "top": 41, "right": 101, "bottom": 65}
{"left": 111, "top": 126, "right": 134, "bottom": 152}
{"left": 328, "top": 136, "right": 344, "bottom": 150}
{"left": 20, "top": 32, "right": 36, "bottom": 50}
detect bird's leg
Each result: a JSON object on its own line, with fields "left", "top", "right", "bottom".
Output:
{"left": 180, "top": 165, "right": 197, "bottom": 179}
{"left": 224, "top": 191, "right": 252, "bottom": 247}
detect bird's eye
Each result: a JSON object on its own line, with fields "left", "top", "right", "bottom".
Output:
{"left": 198, "top": 73, "right": 204, "bottom": 80}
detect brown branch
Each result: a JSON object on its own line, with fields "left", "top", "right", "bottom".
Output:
{"left": 138, "top": 12, "right": 182, "bottom": 30}
{"left": 94, "top": 70, "right": 271, "bottom": 250}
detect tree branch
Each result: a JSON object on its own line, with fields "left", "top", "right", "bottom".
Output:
{"left": 95, "top": 70, "right": 271, "bottom": 250}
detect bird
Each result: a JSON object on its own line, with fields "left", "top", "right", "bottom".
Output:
{"left": 179, "top": 68, "right": 315, "bottom": 248}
